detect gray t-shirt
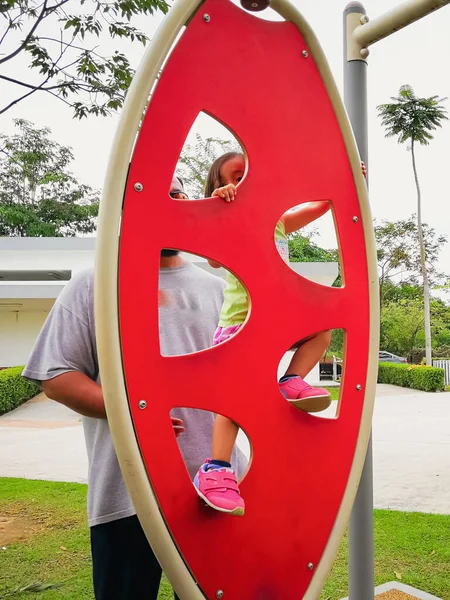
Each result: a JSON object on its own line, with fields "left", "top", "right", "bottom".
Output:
{"left": 23, "top": 262, "right": 246, "bottom": 527}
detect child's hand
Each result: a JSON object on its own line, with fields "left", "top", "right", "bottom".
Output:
{"left": 171, "top": 417, "right": 184, "bottom": 437}
{"left": 361, "top": 161, "right": 367, "bottom": 179}
{"left": 212, "top": 183, "right": 237, "bottom": 203}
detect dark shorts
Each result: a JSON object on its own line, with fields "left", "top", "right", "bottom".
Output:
{"left": 90, "top": 515, "right": 179, "bottom": 600}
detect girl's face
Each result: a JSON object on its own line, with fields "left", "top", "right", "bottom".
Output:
{"left": 219, "top": 156, "right": 245, "bottom": 187}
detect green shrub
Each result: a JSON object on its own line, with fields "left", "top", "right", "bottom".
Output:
{"left": 0, "top": 366, "right": 40, "bottom": 415}
{"left": 408, "top": 366, "right": 445, "bottom": 392}
{"left": 378, "top": 362, "right": 445, "bottom": 392}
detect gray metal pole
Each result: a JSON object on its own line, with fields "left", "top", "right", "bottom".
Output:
{"left": 343, "top": 3, "right": 374, "bottom": 600}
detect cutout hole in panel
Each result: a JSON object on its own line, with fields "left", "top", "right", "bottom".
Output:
{"left": 159, "top": 249, "right": 251, "bottom": 355}
{"left": 170, "top": 407, "right": 251, "bottom": 482}
{"left": 275, "top": 203, "right": 343, "bottom": 287}
{"left": 173, "top": 112, "right": 245, "bottom": 199}
{"left": 277, "top": 328, "right": 345, "bottom": 419}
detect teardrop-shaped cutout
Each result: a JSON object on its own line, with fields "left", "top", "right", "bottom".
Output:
{"left": 172, "top": 113, "right": 244, "bottom": 199}
{"left": 158, "top": 248, "right": 251, "bottom": 355}
{"left": 275, "top": 203, "right": 343, "bottom": 287}
{"left": 277, "top": 328, "right": 345, "bottom": 419}
{"left": 170, "top": 407, "right": 251, "bottom": 485}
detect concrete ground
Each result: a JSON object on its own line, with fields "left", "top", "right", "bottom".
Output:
{"left": 1, "top": 385, "right": 449, "bottom": 514}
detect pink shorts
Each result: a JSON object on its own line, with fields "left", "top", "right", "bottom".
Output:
{"left": 213, "top": 324, "right": 242, "bottom": 345}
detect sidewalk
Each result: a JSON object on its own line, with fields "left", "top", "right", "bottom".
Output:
{"left": 0, "top": 393, "right": 87, "bottom": 483}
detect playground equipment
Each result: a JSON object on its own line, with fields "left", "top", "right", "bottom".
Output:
{"left": 95, "top": 0, "right": 449, "bottom": 598}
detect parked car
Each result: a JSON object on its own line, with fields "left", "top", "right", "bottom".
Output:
{"left": 378, "top": 351, "right": 407, "bottom": 364}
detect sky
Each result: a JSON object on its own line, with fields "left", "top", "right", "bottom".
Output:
{"left": 1, "top": 0, "right": 450, "bottom": 279}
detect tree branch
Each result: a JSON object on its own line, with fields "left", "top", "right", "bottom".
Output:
{"left": 0, "top": 1, "right": 48, "bottom": 65}
{"left": 0, "top": 87, "right": 43, "bottom": 114}
{"left": 0, "top": 74, "right": 71, "bottom": 92}
{"left": 0, "top": 10, "right": 26, "bottom": 46}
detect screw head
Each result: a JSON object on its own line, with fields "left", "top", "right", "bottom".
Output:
{"left": 360, "top": 47, "right": 370, "bottom": 59}
{"left": 203, "top": 13, "right": 211, "bottom": 22}
{"left": 216, "top": 591, "right": 224, "bottom": 599}
{"left": 356, "top": 384, "right": 362, "bottom": 391}
{"left": 138, "top": 400, "right": 147, "bottom": 409}
{"left": 134, "top": 182, "right": 143, "bottom": 192}
{"left": 360, "top": 14, "right": 369, "bottom": 24}
{"left": 307, "top": 562, "right": 314, "bottom": 570}
{"left": 302, "top": 50, "right": 309, "bottom": 58}
{"left": 352, "top": 215, "right": 359, "bottom": 223}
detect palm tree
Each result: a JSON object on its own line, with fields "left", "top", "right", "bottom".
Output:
{"left": 377, "top": 85, "right": 448, "bottom": 365}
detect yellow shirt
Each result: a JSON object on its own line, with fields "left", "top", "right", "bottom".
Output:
{"left": 218, "top": 221, "right": 289, "bottom": 327}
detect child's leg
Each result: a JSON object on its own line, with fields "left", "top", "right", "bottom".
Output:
{"left": 280, "top": 330, "right": 332, "bottom": 412}
{"left": 286, "top": 330, "right": 331, "bottom": 377}
{"left": 211, "top": 415, "right": 239, "bottom": 463}
{"left": 194, "top": 325, "right": 245, "bottom": 516}
{"left": 194, "top": 415, "right": 244, "bottom": 515}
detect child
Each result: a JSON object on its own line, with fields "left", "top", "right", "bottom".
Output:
{"left": 194, "top": 152, "right": 336, "bottom": 516}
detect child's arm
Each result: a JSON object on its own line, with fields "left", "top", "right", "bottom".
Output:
{"left": 281, "top": 201, "right": 330, "bottom": 234}
{"left": 282, "top": 162, "right": 367, "bottom": 234}
{"left": 207, "top": 259, "right": 222, "bottom": 269}
{"left": 207, "top": 184, "right": 238, "bottom": 267}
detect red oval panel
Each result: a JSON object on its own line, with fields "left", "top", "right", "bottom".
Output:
{"left": 119, "top": 1, "right": 372, "bottom": 598}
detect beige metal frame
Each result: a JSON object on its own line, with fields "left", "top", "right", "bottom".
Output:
{"left": 350, "top": 0, "right": 450, "bottom": 56}
{"left": 95, "top": 0, "right": 379, "bottom": 598}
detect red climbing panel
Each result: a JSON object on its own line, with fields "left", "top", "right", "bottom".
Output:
{"left": 119, "top": 0, "right": 373, "bottom": 598}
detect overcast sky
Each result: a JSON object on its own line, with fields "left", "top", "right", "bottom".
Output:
{"left": 2, "top": 0, "right": 449, "bottom": 280}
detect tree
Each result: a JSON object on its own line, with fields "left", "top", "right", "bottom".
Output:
{"left": 0, "top": 0, "right": 169, "bottom": 118}
{"left": 177, "top": 134, "right": 241, "bottom": 198}
{"left": 377, "top": 86, "right": 448, "bottom": 364}
{"left": 375, "top": 216, "right": 448, "bottom": 307}
{"left": 0, "top": 118, "right": 99, "bottom": 236}
{"left": 380, "top": 298, "right": 425, "bottom": 360}
{"left": 288, "top": 231, "right": 337, "bottom": 264}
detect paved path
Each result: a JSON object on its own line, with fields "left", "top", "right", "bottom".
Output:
{"left": 1, "top": 386, "right": 449, "bottom": 513}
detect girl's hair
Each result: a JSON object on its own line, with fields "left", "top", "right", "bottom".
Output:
{"left": 204, "top": 151, "right": 244, "bottom": 197}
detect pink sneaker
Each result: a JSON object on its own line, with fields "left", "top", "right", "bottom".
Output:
{"left": 194, "top": 460, "right": 245, "bottom": 516}
{"left": 279, "top": 376, "right": 331, "bottom": 412}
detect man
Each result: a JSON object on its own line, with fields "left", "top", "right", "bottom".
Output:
{"left": 23, "top": 176, "right": 246, "bottom": 600}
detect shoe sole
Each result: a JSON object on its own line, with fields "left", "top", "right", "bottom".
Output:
{"left": 194, "top": 485, "right": 245, "bottom": 517}
{"left": 288, "top": 395, "right": 332, "bottom": 413}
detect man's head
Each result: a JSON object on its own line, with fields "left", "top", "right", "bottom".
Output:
{"left": 161, "top": 176, "right": 187, "bottom": 257}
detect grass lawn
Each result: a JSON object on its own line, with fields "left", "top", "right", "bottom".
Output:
{"left": 324, "top": 386, "right": 340, "bottom": 401}
{"left": 1, "top": 479, "right": 449, "bottom": 599}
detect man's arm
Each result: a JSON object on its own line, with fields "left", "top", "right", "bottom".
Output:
{"left": 42, "top": 372, "right": 185, "bottom": 435}
{"left": 43, "top": 372, "right": 106, "bottom": 419}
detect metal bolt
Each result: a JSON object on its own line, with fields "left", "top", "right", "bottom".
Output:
{"left": 307, "top": 562, "right": 314, "bottom": 570}
{"left": 203, "top": 13, "right": 211, "bottom": 22}
{"left": 352, "top": 216, "right": 359, "bottom": 223}
{"left": 302, "top": 50, "right": 309, "bottom": 58}
{"left": 138, "top": 400, "right": 147, "bottom": 409}
{"left": 356, "top": 384, "right": 362, "bottom": 391}
{"left": 360, "top": 47, "right": 370, "bottom": 59}
{"left": 134, "top": 182, "right": 143, "bottom": 192}
{"left": 216, "top": 591, "right": 224, "bottom": 599}
{"left": 360, "top": 14, "right": 369, "bottom": 24}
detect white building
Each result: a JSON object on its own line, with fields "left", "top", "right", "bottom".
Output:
{"left": 0, "top": 238, "right": 338, "bottom": 383}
